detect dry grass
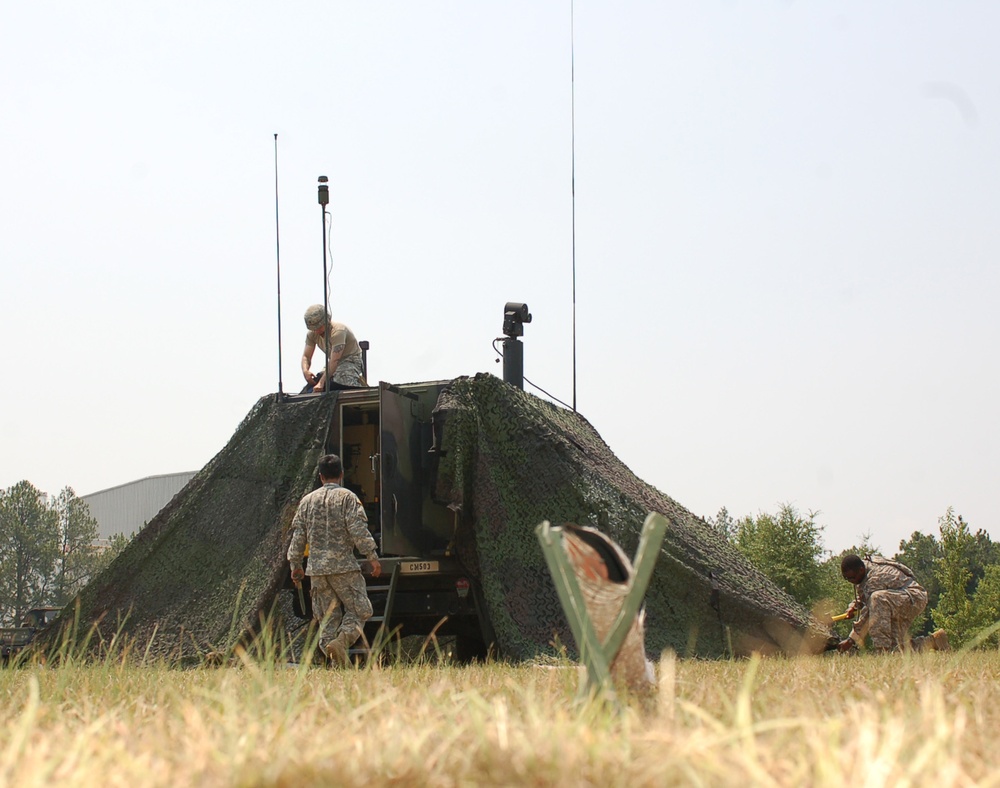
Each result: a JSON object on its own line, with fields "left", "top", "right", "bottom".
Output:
{"left": 2, "top": 648, "right": 999, "bottom": 787}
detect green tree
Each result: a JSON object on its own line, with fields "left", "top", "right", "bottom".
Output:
{"left": 932, "top": 507, "right": 978, "bottom": 647}
{"left": 708, "top": 506, "right": 736, "bottom": 542}
{"left": 89, "top": 531, "right": 134, "bottom": 580}
{"left": 732, "top": 504, "right": 826, "bottom": 607}
{"left": 968, "top": 529, "right": 1000, "bottom": 595}
{"left": 965, "top": 565, "right": 1000, "bottom": 649}
{"left": 51, "top": 487, "right": 102, "bottom": 604}
{"left": 0, "top": 481, "right": 61, "bottom": 625}
{"left": 924, "top": 509, "right": 1000, "bottom": 649}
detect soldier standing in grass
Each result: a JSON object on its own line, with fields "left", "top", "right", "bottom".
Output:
{"left": 288, "top": 454, "right": 381, "bottom": 666}
{"left": 837, "top": 554, "right": 951, "bottom": 653}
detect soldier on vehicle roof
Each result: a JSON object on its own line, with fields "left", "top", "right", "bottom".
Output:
{"left": 301, "top": 304, "right": 367, "bottom": 392}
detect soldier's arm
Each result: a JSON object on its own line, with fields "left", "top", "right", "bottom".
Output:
{"left": 323, "top": 327, "right": 348, "bottom": 375}
{"left": 301, "top": 338, "right": 317, "bottom": 383}
{"left": 323, "top": 344, "right": 346, "bottom": 377}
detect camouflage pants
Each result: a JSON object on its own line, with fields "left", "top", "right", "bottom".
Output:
{"left": 867, "top": 586, "right": 928, "bottom": 651}
{"left": 310, "top": 571, "right": 373, "bottom": 652}
{"left": 331, "top": 354, "right": 367, "bottom": 387}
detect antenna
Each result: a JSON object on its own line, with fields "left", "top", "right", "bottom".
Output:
{"left": 318, "top": 175, "right": 330, "bottom": 391}
{"left": 274, "top": 133, "right": 283, "bottom": 398}
{"left": 571, "top": 0, "right": 578, "bottom": 412}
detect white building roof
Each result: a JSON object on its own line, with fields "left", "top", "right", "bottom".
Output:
{"left": 81, "top": 471, "right": 197, "bottom": 540}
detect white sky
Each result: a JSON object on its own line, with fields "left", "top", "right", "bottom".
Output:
{"left": 2, "top": 2, "right": 997, "bottom": 555}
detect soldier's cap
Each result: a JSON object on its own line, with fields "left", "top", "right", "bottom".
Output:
{"left": 304, "top": 304, "right": 330, "bottom": 330}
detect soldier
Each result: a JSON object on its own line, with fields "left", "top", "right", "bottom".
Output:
{"left": 300, "top": 304, "right": 367, "bottom": 391}
{"left": 288, "top": 454, "right": 382, "bottom": 666}
{"left": 837, "top": 554, "right": 951, "bottom": 653}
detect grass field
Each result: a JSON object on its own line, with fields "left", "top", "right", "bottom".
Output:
{"left": 1, "top": 646, "right": 999, "bottom": 787}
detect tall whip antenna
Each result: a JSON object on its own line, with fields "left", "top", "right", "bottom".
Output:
{"left": 274, "top": 133, "right": 284, "bottom": 397}
{"left": 571, "top": 0, "right": 578, "bottom": 412}
{"left": 318, "top": 175, "right": 331, "bottom": 390}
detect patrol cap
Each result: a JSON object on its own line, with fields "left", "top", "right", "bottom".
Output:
{"left": 304, "top": 304, "right": 329, "bottom": 330}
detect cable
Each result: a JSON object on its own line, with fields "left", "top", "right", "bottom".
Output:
{"left": 491, "top": 338, "right": 574, "bottom": 410}
{"left": 525, "top": 377, "right": 574, "bottom": 410}
{"left": 325, "top": 210, "right": 334, "bottom": 312}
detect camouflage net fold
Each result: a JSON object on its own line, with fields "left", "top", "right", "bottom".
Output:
{"left": 53, "top": 394, "right": 338, "bottom": 660}
{"left": 433, "top": 374, "right": 828, "bottom": 659}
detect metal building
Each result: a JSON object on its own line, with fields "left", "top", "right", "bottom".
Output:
{"left": 81, "top": 471, "right": 196, "bottom": 541}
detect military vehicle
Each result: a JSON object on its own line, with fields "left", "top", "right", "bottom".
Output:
{"left": 281, "top": 378, "right": 497, "bottom": 661}
{"left": 43, "top": 293, "right": 825, "bottom": 664}
{"left": 0, "top": 607, "right": 61, "bottom": 664}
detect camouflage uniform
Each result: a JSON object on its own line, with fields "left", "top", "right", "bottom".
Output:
{"left": 329, "top": 352, "right": 366, "bottom": 387}
{"left": 287, "top": 483, "right": 379, "bottom": 656}
{"left": 849, "top": 557, "right": 934, "bottom": 652}
{"left": 306, "top": 321, "right": 367, "bottom": 387}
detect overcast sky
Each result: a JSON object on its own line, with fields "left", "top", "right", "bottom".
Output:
{"left": 2, "top": 2, "right": 997, "bottom": 555}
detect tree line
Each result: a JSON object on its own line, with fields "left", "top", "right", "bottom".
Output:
{"left": 711, "top": 504, "right": 1000, "bottom": 649}
{"left": 0, "top": 480, "right": 132, "bottom": 626}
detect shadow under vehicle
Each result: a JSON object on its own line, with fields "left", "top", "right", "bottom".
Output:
{"left": 1, "top": 607, "right": 62, "bottom": 664}
{"left": 282, "top": 380, "right": 496, "bottom": 663}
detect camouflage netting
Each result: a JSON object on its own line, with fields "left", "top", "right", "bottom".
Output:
{"left": 433, "top": 374, "right": 830, "bottom": 659}
{"left": 48, "top": 374, "right": 828, "bottom": 662}
{"left": 44, "top": 394, "right": 338, "bottom": 660}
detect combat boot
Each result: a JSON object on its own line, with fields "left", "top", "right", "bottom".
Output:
{"left": 931, "top": 629, "right": 951, "bottom": 652}
{"left": 324, "top": 640, "right": 349, "bottom": 667}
